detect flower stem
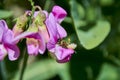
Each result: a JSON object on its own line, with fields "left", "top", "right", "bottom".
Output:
{"left": 0, "top": 61, "right": 7, "bottom": 80}
{"left": 28, "top": 0, "right": 35, "bottom": 25}
{"left": 19, "top": 48, "right": 29, "bottom": 80}
{"left": 19, "top": 1, "right": 35, "bottom": 80}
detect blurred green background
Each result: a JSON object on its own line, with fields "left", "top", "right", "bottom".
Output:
{"left": 0, "top": 0, "right": 120, "bottom": 80}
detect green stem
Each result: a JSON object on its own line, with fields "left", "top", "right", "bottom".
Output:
{"left": 19, "top": 48, "right": 29, "bottom": 80}
{"left": 25, "top": 0, "right": 35, "bottom": 30}
{"left": 0, "top": 61, "right": 7, "bottom": 80}
{"left": 28, "top": 0, "right": 35, "bottom": 25}
{"left": 19, "top": 1, "right": 35, "bottom": 80}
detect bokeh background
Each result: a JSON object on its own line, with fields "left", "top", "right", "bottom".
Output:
{"left": 0, "top": 0, "right": 120, "bottom": 80}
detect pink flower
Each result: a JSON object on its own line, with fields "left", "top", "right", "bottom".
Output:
{"left": 26, "top": 32, "right": 46, "bottom": 55}
{"left": 12, "top": 29, "right": 46, "bottom": 55}
{"left": 45, "top": 6, "right": 75, "bottom": 63}
{"left": 12, "top": 11, "right": 47, "bottom": 55}
{"left": 0, "top": 20, "right": 20, "bottom": 61}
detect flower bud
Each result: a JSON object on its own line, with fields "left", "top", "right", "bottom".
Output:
{"left": 13, "top": 14, "right": 28, "bottom": 37}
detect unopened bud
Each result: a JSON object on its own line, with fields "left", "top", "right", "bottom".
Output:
{"left": 34, "top": 11, "right": 46, "bottom": 26}
{"left": 13, "top": 14, "right": 28, "bottom": 36}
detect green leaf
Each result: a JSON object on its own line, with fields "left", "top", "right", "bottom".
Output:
{"left": 0, "top": 10, "right": 13, "bottom": 19}
{"left": 70, "top": 0, "right": 111, "bottom": 49}
{"left": 14, "top": 59, "right": 70, "bottom": 80}
{"left": 97, "top": 63, "right": 119, "bottom": 80}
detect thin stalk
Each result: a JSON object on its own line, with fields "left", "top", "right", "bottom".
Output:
{"left": 19, "top": 0, "right": 35, "bottom": 80}
{"left": 28, "top": 0, "right": 35, "bottom": 25}
{"left": 25, "top": 0, "right": 35, "bottom": 30}
{"left": 0, "top": 61, "right": 7, "bottom": 80}
{"left": 19, "top": 48, "right": 29, "bottom": 80}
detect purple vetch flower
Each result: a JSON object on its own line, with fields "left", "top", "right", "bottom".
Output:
{"left": 26, "top": 32, "right": 46, "bottom": 55}
{"left": 12, "top": 30, "right": 46, "bottom": 56}
{"left": 45, "top": 6, "right": 76, "bottom": 63}
{"left": 0, "top": 20, "right": 20, "bottom": 61}
{"left": 12, "top": 10, "right": 47, "bottom": 55}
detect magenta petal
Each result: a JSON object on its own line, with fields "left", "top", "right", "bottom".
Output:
{"left": 47, "top": 38, "right": 56, "bottom": 51}
{"left": 52, "top": 5, "right": 67, "bottom": 23}
{"left": 57, "top": 55, "right": 72, "bottom": 63}
{"left": 54, "top": 45, "right": 74, "bottom": 62}
{"left": 0, "top": 25, "right": 4, "bottom": 42}
{"left": 37, "top": 33, "right": 46, "bottom": 54}
{"left": 2, "top": 29, "right": 14, "bottom": 44}
{"left": 0, "top": 20, "right": 8, "bottom": 30}
{"left": 12, "top": 31, "right": 36, "bottom": 43}
{"left": 27, "top": 33, "right": 46, "bottom": 54}
{"left": 45, "top": 13, "right": 58, "bottom": 50}
{"left": 0, "top": 20, "right": 8, "bottom": 42}
{"left": 6, "top": 45, "right": 20, "bottom": 61}
{"left": 45, "top": 13, "right": 57, "bottom": 41}
{"left": 57, "top": 23, "right": 67, "bottom": 39}
{"left": 27, "top": 44, "right": 39, "bottom": 55}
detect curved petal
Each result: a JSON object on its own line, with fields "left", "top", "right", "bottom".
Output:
{"left": 12, "top": 31, "right": 36, "bottom": 43}
{"left": 27, "top": 33, "right": 46, "bottom": 54}
{"left": 52, "top": 5, "right": 67, "bottom": 23}
{"left": 45, "top": 13, "right": 58, "bottom": 41}
{"left": 38, "top": 25, "right": 49, "bottom": 43}
{"left": 38, "top": 34, "right": 46, "bottom": 54}
{"left": 0, "top": 25, "right": 4, "bottom": 42}
{"left": 2, "top": 29, "right": 14, "bottom": 44}
{"left": 27, "top": 43, "right": 39, "bottom": 56}
{"left": 47, "top": 38, "right": 56, "bottom": 50}
{"left": 57, "top": 23, "right": 67, "bottom": 39}
{"left": 0, "top": 20, "right": 8, "bottom": 30}
{"left": 54, "top": 45, "right": 74, "bottom": 62}
{"left": 45, "top": 13, "right": 58, "bottom": 51}
{"left": 6, "top": 45, "right": 20, "bottom": 61}
{"left": 0, "top": 20, "right": 8, "bottom": 42}
{"left": 57, "top": 55, "right": 72, "bottom": 63}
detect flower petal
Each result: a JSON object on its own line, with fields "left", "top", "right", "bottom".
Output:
{"left": 12, "top": 31, "right": 36, "bottom": 43}
{"left": 45, "top": 13, "right": 58, "bottom": 51}
{"left": 27, "top": 43, "right": 39, "bottom": 56}
{"left": 57, "top": 23, "right": 67, "bottom": 39}
{"left": 54, "top": 45, "right": 74, "bottom": 62}
{"left": 2, "top": 29, "right": 14, "bottom": 44}
{"left": 0, "top": 20, "right": 8, "bottom": 42}
{"left": 27, "top": 33, "right": 46, "bottom": 54}
{"left": 57, "top": 55, "right": 72, "bottom": 63}
{"left": 0, "top": 26, "right": 4, "bottom": 42}
{"left": 45, "top": 13, "right": 58, "bottom": 41}
{"left": 0, "top": 20, "right": 8, "bottom": 30}
{"left": 47, "top": 38, "right": 56, "bottom": 51}
{"left": 6, "top": 45, "right": 20, "bottom": 61}
{"left": 52, "top": 5, "right": 67, "bottom": 23}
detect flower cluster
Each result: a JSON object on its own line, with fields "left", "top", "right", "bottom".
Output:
{"left": 0, "top": 6, "right": 76, "bottom": 63}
